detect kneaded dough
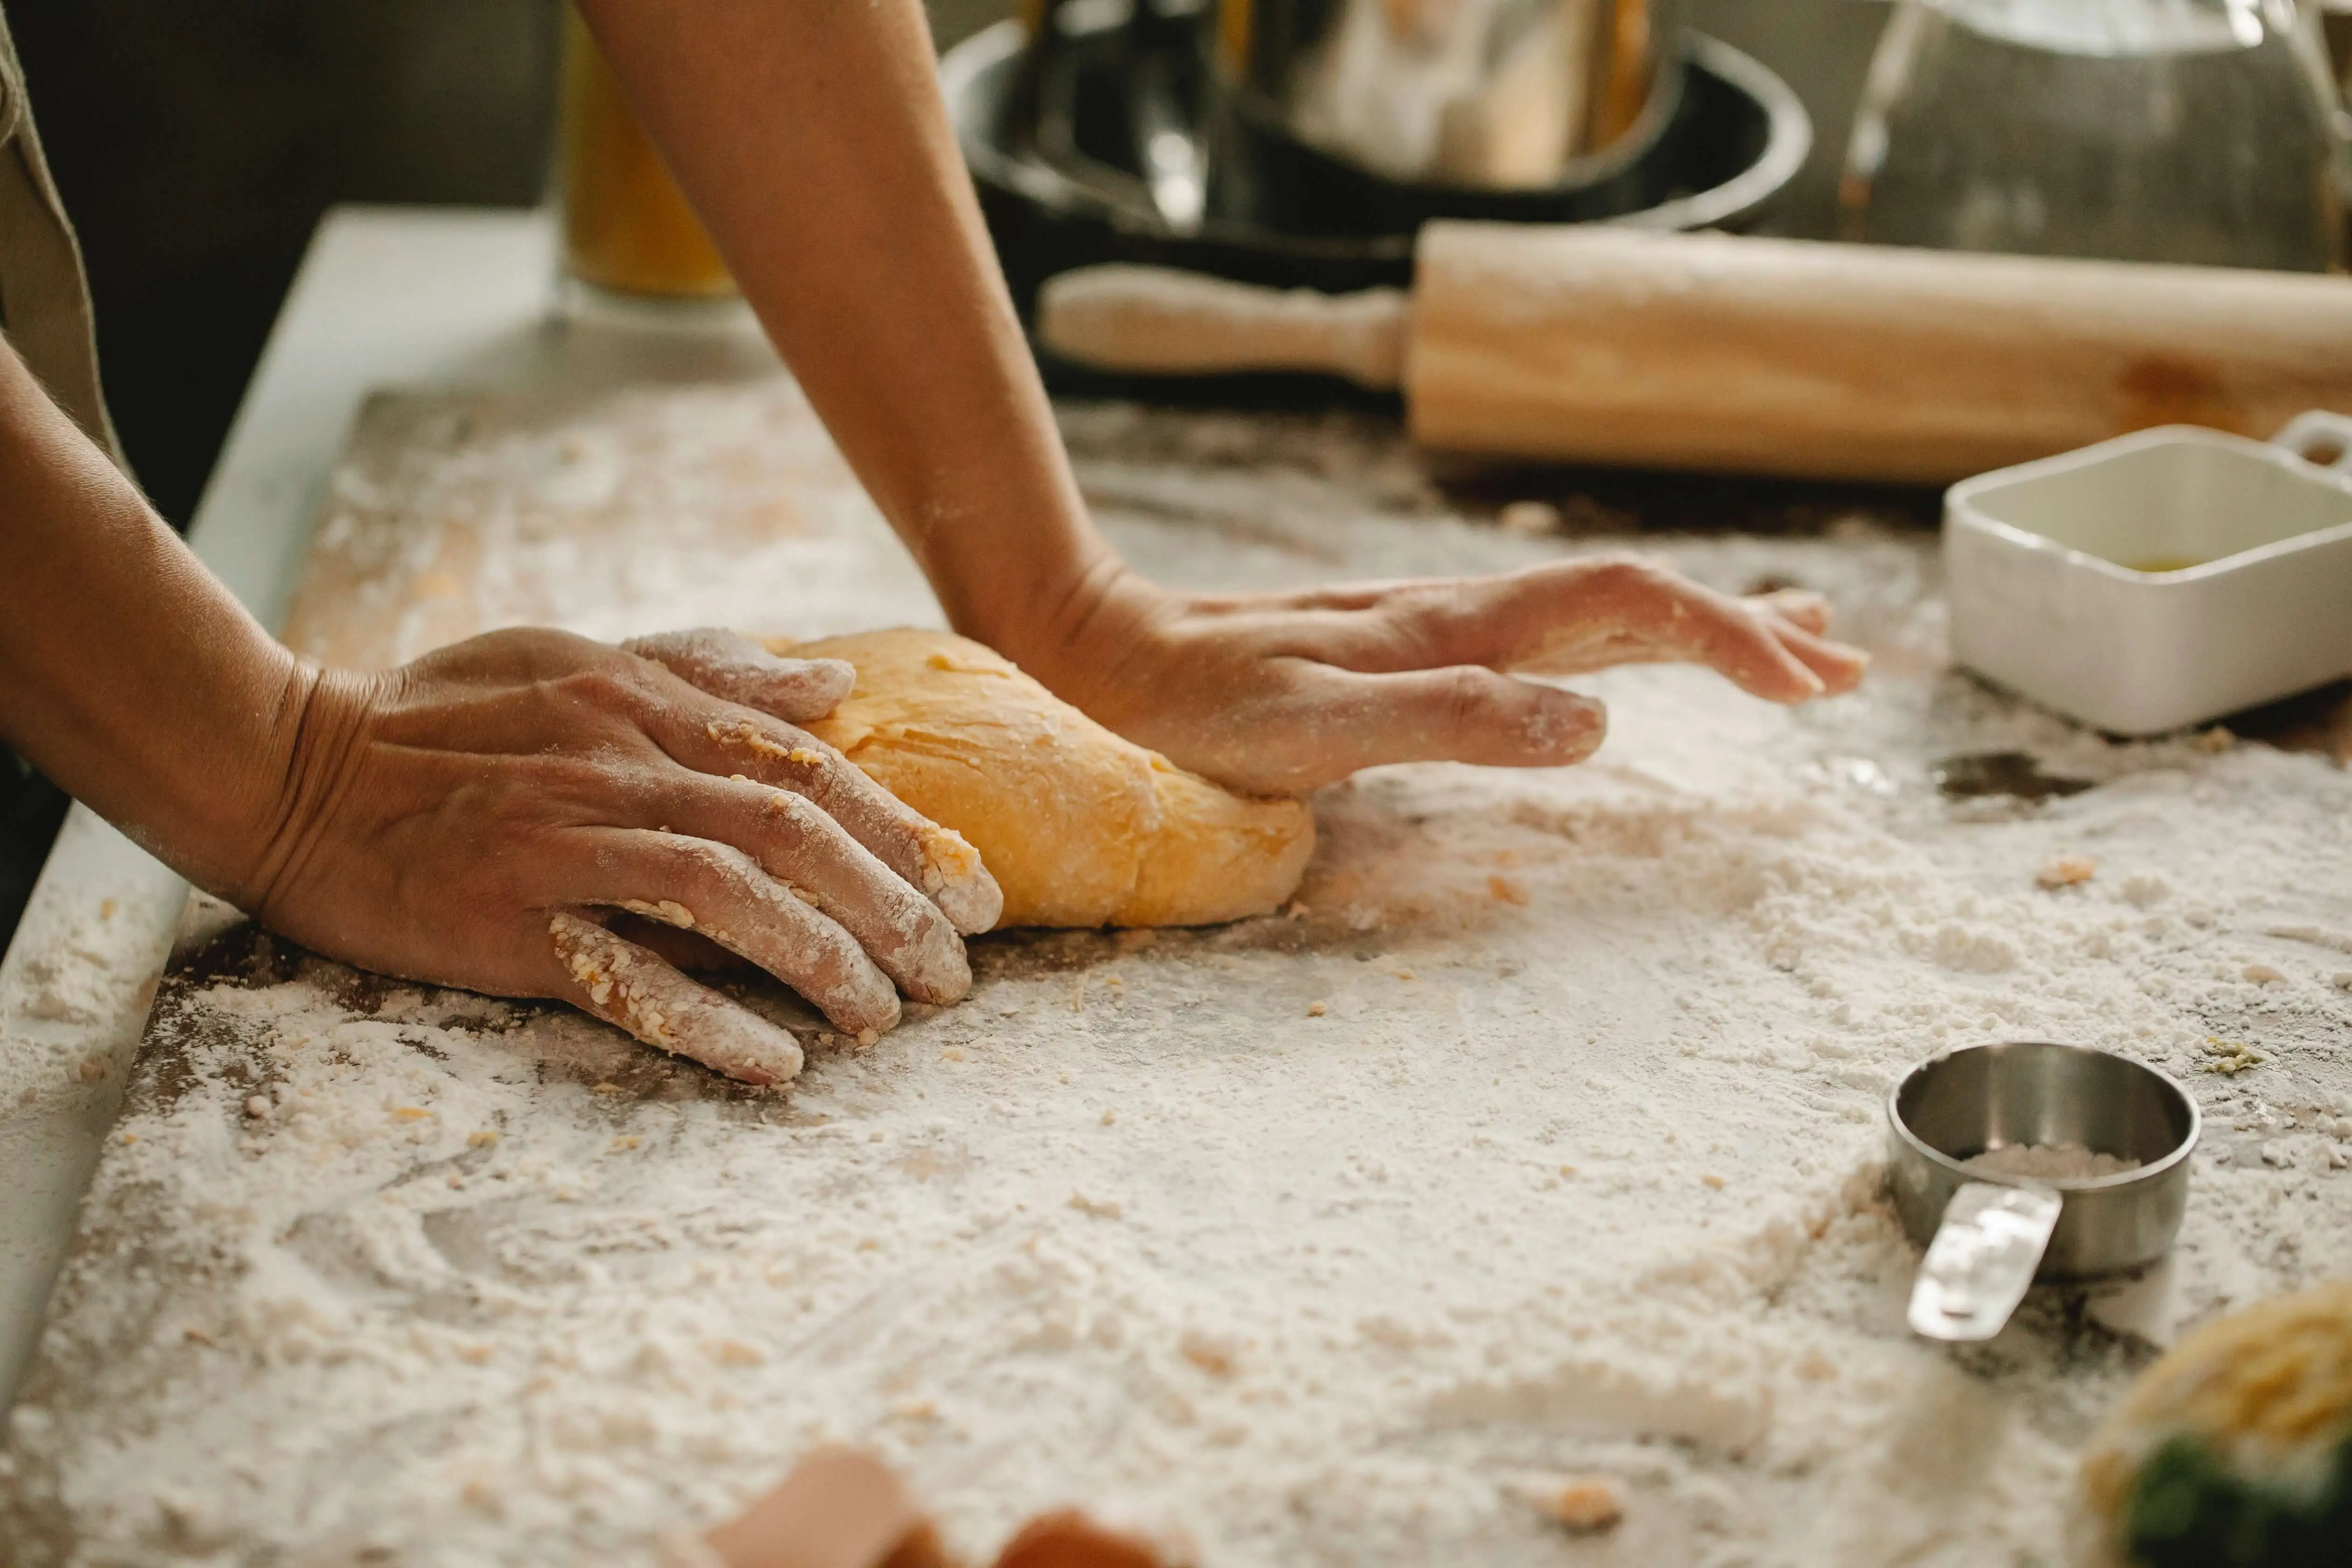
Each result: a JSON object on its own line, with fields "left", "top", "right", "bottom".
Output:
{"left": 768, "top": 629, "right": 1314, "bottom": 929}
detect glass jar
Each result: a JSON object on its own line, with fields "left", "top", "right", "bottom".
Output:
{"left": 1841, "top": 0, "right": 2350, "bottom": 271}
{"left": 556, "top": 7, "right": 738, "bottom": 302}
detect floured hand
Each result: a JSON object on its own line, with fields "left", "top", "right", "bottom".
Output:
{"left": 232, "top": 627, "right": 1001, "bottom": 1086}
{"left": 1004, "top": 557, "right": 1869, "bottom": 796}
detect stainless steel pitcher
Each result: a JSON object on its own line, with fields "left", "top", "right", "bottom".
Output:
{"left": 1212, "top": 0, "right": 1686, "bottom": 188}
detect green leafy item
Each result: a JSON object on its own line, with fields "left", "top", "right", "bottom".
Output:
{"left": 2077, "top": 1283, "right": 2352, "bottom": 1568}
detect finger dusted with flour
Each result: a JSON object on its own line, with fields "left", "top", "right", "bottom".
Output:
{"left": 624, "top": 627, "right": 855, "bottom": 724}
{"left": 627, "top": 628, "right": 1004, "bottom": 934}
{"left": 684, "top": 709, "right": 1004, "bottom": 935}
{"left": 647, "top": 777, "right": 972, "bottom": 1004}
{"left": 1007, "top": 558, "right": 1870, "bottom": 797}
{"left": 549, "top": 911, "right": 805, "bottom": 1085}
{"left": 600, "top": 832, "right": 903, "bottom": 1039}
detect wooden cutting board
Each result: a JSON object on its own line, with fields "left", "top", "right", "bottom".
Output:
{"left": 280, "top": 377, "right": 939, "bottom": 670}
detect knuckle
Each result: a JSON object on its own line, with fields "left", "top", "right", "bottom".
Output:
{"left": 755, "top": 785, "right": 827, "bottom": 841}
{"left": 555, "top": 661, "right": 653, "bottom": 718}
{"left": 1439, "top": 666, "right": 1496, "bottom": 728}
{"left": 657, "top": 837, "right": 758, "bottom": 901}
{"left": 1585, "top": 553, "right": 1659, "bottom": 593}
{"left": 616, "top": 630, "right": 687, "bottom": 666}
{"left": 504, "top": 625, "right": 614, "bottom": 679}
{"left": 1380, "top": 588, "right": 1461, "bottom": 662}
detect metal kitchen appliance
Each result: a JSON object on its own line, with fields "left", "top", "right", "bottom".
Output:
{"left": 946, "top": 7, "right": 1811, "bottom": 332}
{"left": 1888, "top": 1042, "right": 2199, "bottom": 1343}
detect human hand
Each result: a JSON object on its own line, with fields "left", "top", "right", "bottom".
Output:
{"left": 693, "top": 1448, "right": 1186, "bottom": 1568}
{"left": 1002, "top": 556, "right": 1869, "bottom": 796}
{"left": 228, "top": 627, "right": 1001, "bottom": 1085}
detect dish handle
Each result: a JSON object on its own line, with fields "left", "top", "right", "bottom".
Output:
{"left": 2274, "top": 409, "right": 2352, "bottom": 475}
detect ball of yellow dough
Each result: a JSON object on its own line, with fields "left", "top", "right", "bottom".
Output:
{"left": 769, "top": 629, "right": 1314, "bottom": 930}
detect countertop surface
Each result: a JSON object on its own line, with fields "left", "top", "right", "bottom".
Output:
{"left": 4, "top": 208, "right": 2352, "bottom": 1568}
{"left": 0, "top": 207, "right": 786, "bottom": 1414}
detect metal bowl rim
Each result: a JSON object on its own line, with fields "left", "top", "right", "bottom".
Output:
{"left": 940, "top": 21, "right": 1812, "bottom": 251}
{"left": 1883, "top": 1039, "right": 2201, "bottom": 1192}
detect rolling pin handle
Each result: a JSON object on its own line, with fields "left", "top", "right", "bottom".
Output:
{"left": 1036, "top": 265, "right": 1408, "bottom": 390}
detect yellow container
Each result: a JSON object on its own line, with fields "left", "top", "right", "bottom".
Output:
{"left": 557, "top": 9, "right": 736, "bottom": 300}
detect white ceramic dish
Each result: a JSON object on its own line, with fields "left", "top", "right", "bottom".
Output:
{"left": 1944, "top": 412, "right": 2352, "bottom": 735}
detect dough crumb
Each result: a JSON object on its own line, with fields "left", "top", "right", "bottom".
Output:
{"left": 244, "top": 1096, "right": 271, "bottom": 1120}
{"left": 2242, "top": 963, "right": 2286, "bottom": 985}
{"left": 1701, "top": 1173, "right": 1727, "bottom": 1190}
{"left": 2190, "top": 727, "right": 2235, "bottom": 754}
{"left": 1180, "top": 1331, "right": 1239, "bottom": 1377}
{"left": 1520, "top": 1475, "right": 1624, "bottom": 1533}
{"left": 2037, "top": 855, "right": 2096, "bottom": 889}
{"left": 2204, "top": 1037, "right": 2266, "bottom": 1075}
{"left": 1306, "top": 1001, "right": 1327, "bottom": 1017}
{"left": 1069, "top": 1192, "right": 1122, "bottom": 1219}
{"left": 468, "top": 1130, "right": 499, "bottom": 1148}
{"left": 1488, "top": 874, "right": 1529, "bottom": 905}
{"left": 1100, "top": 1109, "right": 1117, "bottom": 1126}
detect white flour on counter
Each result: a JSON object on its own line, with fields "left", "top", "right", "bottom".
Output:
{"left": 6, "top": 390, "right": 2352, "bottom": 1568}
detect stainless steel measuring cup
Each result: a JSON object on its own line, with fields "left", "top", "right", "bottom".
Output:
{"left": 1886, "top": 1041, "right": 2199, "bottom": 1342}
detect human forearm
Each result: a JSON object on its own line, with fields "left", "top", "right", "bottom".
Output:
{"left": 578, "top": 4, "right": 1871, "bottom": 796}
{"left": 575, "top": 0, "right": 1111, "bottom": 656}
{"left": 0, "top": 335, "right": 306, "bottom": 896}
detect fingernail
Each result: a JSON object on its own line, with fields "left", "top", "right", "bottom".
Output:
{"left": 1531, "top": 691, "right": 1606, "bottom": 756}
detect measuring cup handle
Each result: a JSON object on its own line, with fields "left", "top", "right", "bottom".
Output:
{"left": 1906, "top": 1181, "right": 2062, "bottom": 1343}
{"left": 2273, "top": 410, "right": 2352, "bottom": 476}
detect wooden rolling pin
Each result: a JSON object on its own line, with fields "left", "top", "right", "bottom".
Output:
{"left": 1037, "top": 224, "right": 2352, "bottom": 484}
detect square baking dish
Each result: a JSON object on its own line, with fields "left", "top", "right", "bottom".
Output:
{"left": 1944, "top": 420, "right": 2352, "bottom": 735}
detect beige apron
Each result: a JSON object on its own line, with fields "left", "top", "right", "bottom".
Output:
{"left": 0, "top": 7, "right": 119, "bottom": 460}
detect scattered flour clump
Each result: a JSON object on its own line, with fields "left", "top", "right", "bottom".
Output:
{"left": 1964, "top": 1142, "right": 2142, "bottom": 1182}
